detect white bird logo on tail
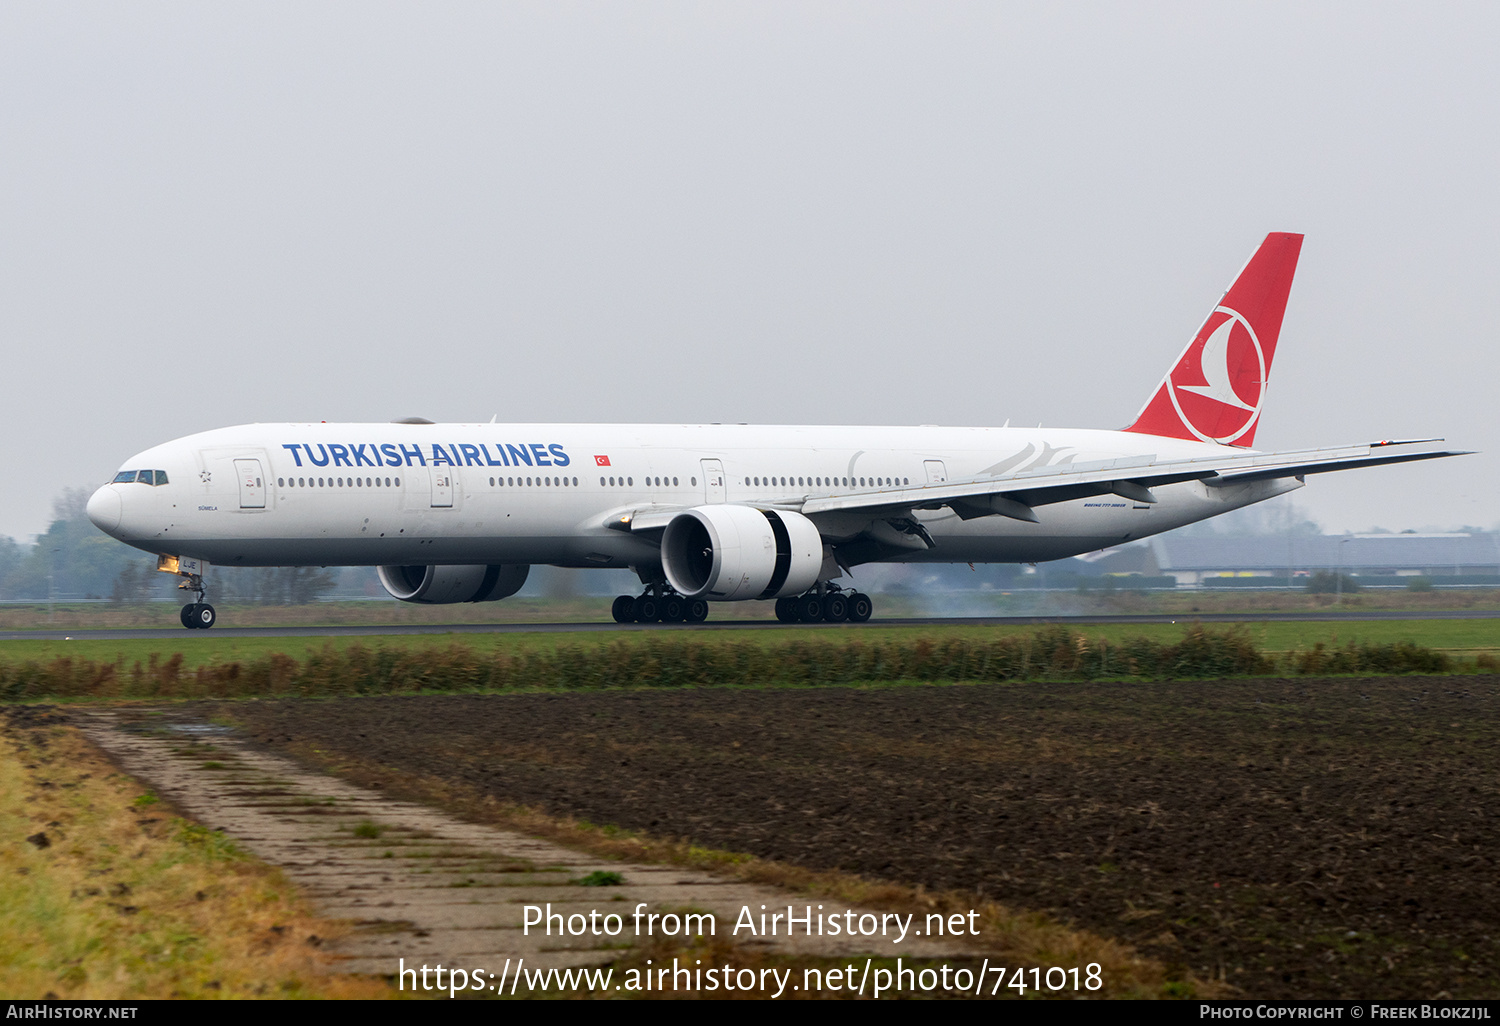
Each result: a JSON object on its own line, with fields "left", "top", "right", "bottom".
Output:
{"left": 1166, "top": 305, "right": 1267, "bottom": 444}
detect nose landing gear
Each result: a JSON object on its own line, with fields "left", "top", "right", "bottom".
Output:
{"left": 156, "top": 555, "right": 216, "bottom": 629}
{"left": 177, "top": 574, "right": 216, "bottom": 629}
{"left": 179, "top": 600, "right": 217, "bottom": 629}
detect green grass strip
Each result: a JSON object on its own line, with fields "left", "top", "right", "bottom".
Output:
{"left": 1, "top": 624, "right": 1488, "bottom": 701}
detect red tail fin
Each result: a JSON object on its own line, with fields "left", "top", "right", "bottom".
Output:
{"left": 1125, "top": 232, "right": 1303, "bottom": 447}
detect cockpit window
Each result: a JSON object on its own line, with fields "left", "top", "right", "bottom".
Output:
{"left": 154, "top": 470, "right": 169, "bottom": 486}
{"left": 136, "top": 470, "right": 154, "bottom": 484}
{"left": 113, "top": 471, "right": 137, "bottom": 483}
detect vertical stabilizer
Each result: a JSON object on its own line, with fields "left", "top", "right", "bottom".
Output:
{"left": 1125, "top": 232, "right": 1303, "bottom": 447}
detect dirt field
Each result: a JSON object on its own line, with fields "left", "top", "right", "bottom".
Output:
{"left": 187, "top": 676, "right": 1500, "bottom": 999}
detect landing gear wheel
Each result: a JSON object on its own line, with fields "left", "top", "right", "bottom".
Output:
{"left": 823, "top": 593, "right": 849, "bottom": 622}
{"left": 661, "top": 596, "right": 686, "bottom": 623}
{"left": 180, "top": 603, "right": 199, "bottom": 629}
{"left": 192, "top": 603, "right": 216, "bottom": 629}
{"left": 774, "top": 597, "right": 797, "bottom": 623}
{"left": 684, "top": 599, "right": 709, "bottom": 623}
{"left": 847, "top": 592, "right": 873, "bottom": 623}
{"left": 611, "top": 595, "right": 637, "bottom": 623}
{"left": 796, "top": 594, "right": 824, "bottom": 622}
{"left": 633, "top": 595, "right": 661, "bottom": 623}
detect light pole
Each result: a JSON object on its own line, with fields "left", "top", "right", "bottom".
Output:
{"left": 48, "top": 547, "right": 59, "bottom": 624}
{"left": 1335, "top": 537, "right": 1352, "bottom": 605}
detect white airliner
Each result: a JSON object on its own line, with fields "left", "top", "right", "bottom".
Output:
{"left": 87, "top": 233, "right": 1466, "bottom": 628}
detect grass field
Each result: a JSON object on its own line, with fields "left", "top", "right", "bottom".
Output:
{"left": 0, "top": 706, "right": 393, "bottom": 999}
{"left": 0, "top": 619, "right": 1495, "bottom": 675}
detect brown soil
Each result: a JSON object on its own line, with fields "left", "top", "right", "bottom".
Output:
{"left": 188, "top": 676, "right": 1500, "bottom": 999}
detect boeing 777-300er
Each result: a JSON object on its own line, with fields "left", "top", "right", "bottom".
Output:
{"left": 87, "top": 233, "right": 1468, "bottom": 628}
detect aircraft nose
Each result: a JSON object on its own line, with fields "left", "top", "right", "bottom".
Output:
{"left": 87, "top": 486, "right": 121, "bottom": 534}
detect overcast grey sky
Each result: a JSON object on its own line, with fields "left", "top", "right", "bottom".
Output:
{"left": 2, "top": 2, "right": 1495, "bottom": 542}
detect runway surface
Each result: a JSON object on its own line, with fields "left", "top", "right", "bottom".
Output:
{"left": 4, "top": 608, "right": 1498, "bottom": 642}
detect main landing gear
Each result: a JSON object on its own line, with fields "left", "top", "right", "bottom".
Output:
{"left": 775, "top": 586, "right": 873, "bottom": 624}
{"left": 612, "top": 588, "right": 710, "bottom": 624}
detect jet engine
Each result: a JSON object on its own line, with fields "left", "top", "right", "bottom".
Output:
{"left": 376, "top": 564, "right": 530, "bottom": 604}
{"left": 661, "top": 505, "right": 822, "bottom": 601}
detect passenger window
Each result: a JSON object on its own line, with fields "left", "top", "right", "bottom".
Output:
{"left": 394, "top": 478, "right": 401, "bottom": 487}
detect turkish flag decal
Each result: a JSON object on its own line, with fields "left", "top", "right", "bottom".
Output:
{"left": 594, "top": 455, "right": 611, "bottom": 467}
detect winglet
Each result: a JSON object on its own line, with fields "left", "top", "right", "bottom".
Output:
{"left": 1125, "top": 232, "right": 1304, "bottom": 447}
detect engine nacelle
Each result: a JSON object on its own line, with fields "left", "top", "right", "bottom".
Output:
{"left": 661, "top": 505, "right": 822, "bottom": 601}
{"left": 377, "top": 564, "right": 530, "bottom": 604}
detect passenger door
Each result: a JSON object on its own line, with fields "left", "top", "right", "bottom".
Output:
{"left": 430, "top": 467, "right": 454, "bottom": 508}
{"left": 700, "top": 459, "right": 725, "bottom": 503}
{"left": 233, "top": 459, "right": 265, "bottom": 509}
{"left": 923, "top": 460, "right": 948, "bottom": 485}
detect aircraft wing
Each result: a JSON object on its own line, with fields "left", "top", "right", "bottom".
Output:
{"left": 610, "top": 439, "right": 1470, "bottom": 534}
{"left": 794, "top": 438, "right": 1472, "bottom": 523}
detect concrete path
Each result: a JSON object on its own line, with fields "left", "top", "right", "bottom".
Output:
{"left": 77, "top": 710, "right": 974, "bottom": 977}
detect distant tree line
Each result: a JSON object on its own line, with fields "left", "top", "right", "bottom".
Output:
{"left": 0, "top": 487, "right": 338, "bottom": 605}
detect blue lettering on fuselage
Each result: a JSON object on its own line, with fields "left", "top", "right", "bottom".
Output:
{"left": 279, "top": 441, "right": 571, "bottom": 468}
